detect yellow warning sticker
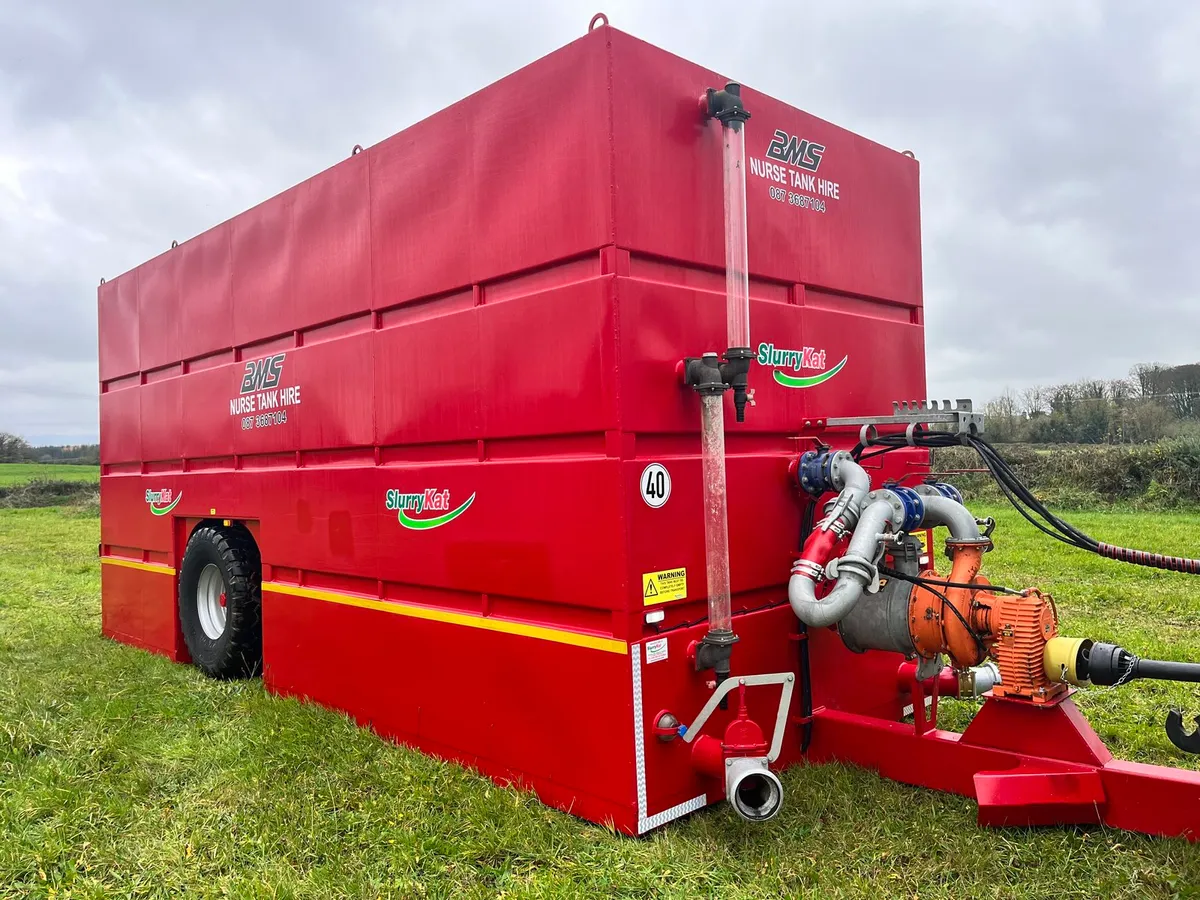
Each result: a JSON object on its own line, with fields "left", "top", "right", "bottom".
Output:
{"left": 642, "top": 568, "right": 687, "bottom": 606}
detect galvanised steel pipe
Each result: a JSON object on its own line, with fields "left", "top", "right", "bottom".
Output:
{"left": 789, "top": 498, "right": 902, "bottom": 628}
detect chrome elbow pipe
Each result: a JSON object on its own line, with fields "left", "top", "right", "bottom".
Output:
{"left": 913, "top": 489, "right": 982, "bottom": 542}
{"left": 789, "top": 498, "right": 900, "bottom": 628}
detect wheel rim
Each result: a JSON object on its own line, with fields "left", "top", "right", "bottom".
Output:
{"left": 196, "top": 563, "right": 227, "bottom": 640}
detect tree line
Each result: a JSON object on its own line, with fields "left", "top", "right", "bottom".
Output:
{"left": 985, "top": 362, "right": 1200, "bottom": 443}
{"left": 0, "top": 433, "right": 100, "bottom": 465}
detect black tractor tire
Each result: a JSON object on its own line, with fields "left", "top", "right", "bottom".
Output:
{"left": 178, "top": 524, "right": 262, "bottom": 679}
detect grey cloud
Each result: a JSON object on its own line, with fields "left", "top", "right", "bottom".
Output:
{"left": 1, "top": 0, "right": 1198, "bottom": 441}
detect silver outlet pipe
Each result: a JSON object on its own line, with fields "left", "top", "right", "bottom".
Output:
{"left": 789, "top": 498, "right": 902, "bottom": 628}
{"left": 726, "top": 757, "right": 783, "bottom": 822}
{"left": 913, "top": 490, "right": 982, "bottom": 541}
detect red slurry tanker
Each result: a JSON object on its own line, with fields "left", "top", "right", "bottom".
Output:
{"left": 99, "top": 18, "right": 1200, "bottom": 838}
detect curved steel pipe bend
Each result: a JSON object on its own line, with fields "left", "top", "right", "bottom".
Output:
{"left": 789, "top": 499, "right": 900, "bottom": 628}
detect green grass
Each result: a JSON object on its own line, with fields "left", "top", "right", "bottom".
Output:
{"left": 3, "top": 506, "right": 1200, "bottom": 898}
{"left": 0, "top": 463, "right": 100, "bottom": 486}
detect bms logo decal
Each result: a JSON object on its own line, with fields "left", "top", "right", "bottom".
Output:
{"left": 145, "top": 488, "right": 182, "bottom": 516}
{"left": 240, "top": 353, "right": 285, "bottom": 394}
{"left": 751, "top": 129, "right": 840, "bottom": 213}
{"left": 385, "top": 489, "right": 476, "bottom": 530}
{"left": 230, "top": 352, "right": 302, "bottom": 428}
{"left": 757, "top": 343, "right": 847, "bottom": 389}
{"left": 765, "top": 129, "right": 825, "bottom": 172}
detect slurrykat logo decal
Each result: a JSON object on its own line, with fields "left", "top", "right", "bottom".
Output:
{"left": 385, "top": 489, "right": 476, "bottom": 530}
{"left": 145, "top": 488, "right": 182, "bottom": 516}
{"left": 757, "top": 343, "right": 848, "bottom": 389}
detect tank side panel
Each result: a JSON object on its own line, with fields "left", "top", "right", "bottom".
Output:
{"left": 99, "top": 475, "right": 173, "bottom": 553}
{"left": 373, "top": 302, "right": 481, "bottom": 447}
{"left": 289, "top": 330, "right": 376, "bottom": 451}
{"left": 230, "top": 189, "right": 295, "bottom": 348}
{"left": 370, "top": 30, "right": 612, "bottom": 309}
{"left": 290, "top": 154, "right": 372, "bottom": 330}
{"left": 180, "top": 366, "right": 238, "bottom": 459}
{"left": 137, "top": 250, "right": 181, "bottom": 373}
{"left": 478, "top": 276, "right": 617, "bottom": 439}
{"left": 263, "top": 589, "right": 638, "bottom": 831}
{"left": 251, "top": 469, "right": 381, "bottom": 584}
{"left": 139, "top": 375, "right": 182, "bottom": 463}
{"left": 179, "top": 222, "right": 234, "bottom": 361}
{"left": 97, "top": 272, "right": 139, "bottom": 381}
{"left": 372, "top": 458, "right": 625, "bottom": 613}
{"left": 98, "top": 385, "right": 141, "bottom": 466}
{"left": 609, "top": 28, "right": 922, "bottom": 308}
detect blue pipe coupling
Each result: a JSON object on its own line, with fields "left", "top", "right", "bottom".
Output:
{"left": 888, "top": 486, "right": 926, "bottom": 533}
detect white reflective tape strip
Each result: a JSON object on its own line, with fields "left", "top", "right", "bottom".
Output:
{"left": 638, "top": 793, "right": 708, "bottom": 834}
{"left": 901, "top": 695, "right": 934, "bottom": 718}
{"left": 632, "top": 647, "right": 647, "bottom": 822}
{"left": 632, "top": 647, "right": 708, "bottom": 834}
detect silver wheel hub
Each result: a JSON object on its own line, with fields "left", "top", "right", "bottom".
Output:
{"left": 196, "top": 563, "right": 227, "bottom": 640}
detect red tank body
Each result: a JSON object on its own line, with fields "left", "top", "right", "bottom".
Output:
{"left": 98, "top": 24, "right": 925, "bottom": 833}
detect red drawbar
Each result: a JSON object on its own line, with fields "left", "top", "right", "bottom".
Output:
{"left": 809, "top": 694, "right": 1200, "bottom": 840}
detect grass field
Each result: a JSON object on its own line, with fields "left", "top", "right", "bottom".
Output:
{"left": 0, "top": 463, "right": 100, "bottom": 486}
{"left": 3, "top": 505, "right": 1200, "bottom": 897}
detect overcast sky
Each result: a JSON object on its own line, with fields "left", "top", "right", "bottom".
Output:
{"left": 2, "top": 0, "right": 1198, "bottom": 443}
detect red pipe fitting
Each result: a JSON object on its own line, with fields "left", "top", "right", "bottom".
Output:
{"left": 897, "top": 660, "right": 960, "bottom": 698}
{"left": 690, "top": 683, "right": 770, "bottom": 777}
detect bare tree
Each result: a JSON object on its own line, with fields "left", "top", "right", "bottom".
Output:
{"left": 0, "top": 433, "right": 30, "bottom": 462}
{"left": 1131, "top": 363, "right": 1168, "bottom": 401}
{"left": 985, "top": 389, "right": 1021, "bottom": 442}
{"left": 1020, "top": 385, "right": 1048, "bottom": 418}
{"left": 1109, "top": 378, "right": 1132, "bottom": 407}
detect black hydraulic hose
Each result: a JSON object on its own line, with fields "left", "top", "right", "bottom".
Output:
{"left": 858, "top": 429, "right": 1200, "bottom": 577}
{"left": 1096, "top": 543, "right": 1200, "bottom": 575}
{"left": 877, "top": 564, "right": 1024, "bottom": 597}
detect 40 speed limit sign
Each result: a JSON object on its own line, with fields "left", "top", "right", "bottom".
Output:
{"left": 640, "top": 463, "right": 671, "bottom": 508}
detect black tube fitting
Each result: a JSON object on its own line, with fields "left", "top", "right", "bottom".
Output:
{"left": 695, "top": 628, "right": 740, "bottom": 708}
{"left": 1078, "top": 641, "right": 1134, "bottom": 686}
{"left": 722, "top": 347, "right": 753, "bottom": 423}
{"left": 705, "top": 82, "right": 751, "bottom": 130}
{"left": 682, "top": 349, "right": 752, "bottom": 421}
{"left": 683, "top": 352, "right": 730, "bottom": 397}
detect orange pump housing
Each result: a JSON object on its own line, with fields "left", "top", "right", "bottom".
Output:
{"left": 907, "top": 540, "right": 1065, "bottom": 703}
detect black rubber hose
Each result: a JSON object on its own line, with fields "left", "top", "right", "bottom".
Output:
{"left": 1097, "top": 543, "right": 1200, "bottom": 575}
{"left": 858, "top": 430, "right": 1200, "bottom": 576}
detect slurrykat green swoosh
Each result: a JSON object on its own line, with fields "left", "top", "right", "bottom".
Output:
{"left": 397, "top": 493, "right": 476, "bottom": 530}
{"left": 771, "top": 355, "right": 848, "bottom": 388}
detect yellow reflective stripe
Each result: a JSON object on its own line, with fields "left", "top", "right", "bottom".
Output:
{"left": 100, "top": 557, "right": 176, "bottom": 575}
{"left": 262, "top": 582, "right": 628, "bottom": 655}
